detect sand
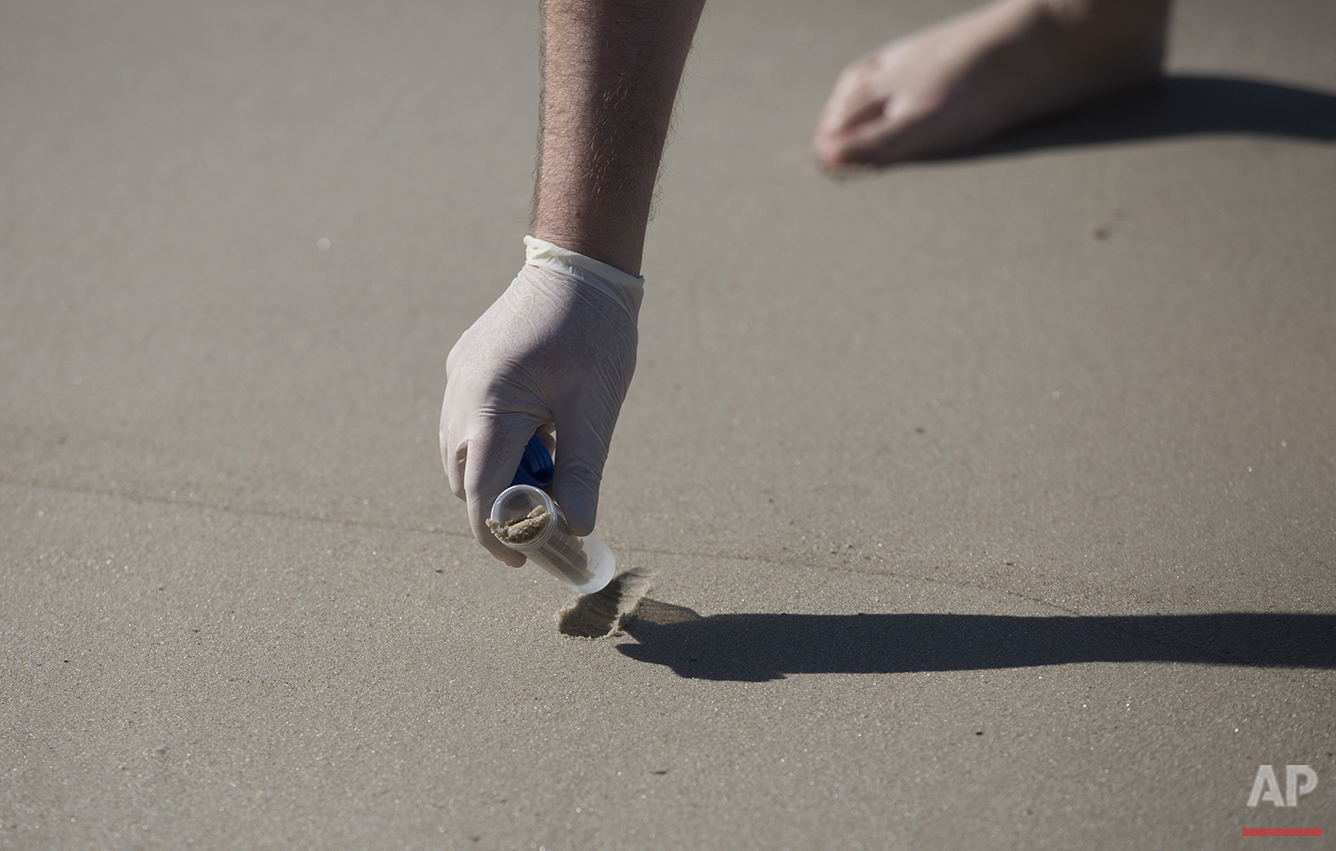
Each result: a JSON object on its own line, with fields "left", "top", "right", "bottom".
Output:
{"left": 558, "top": 568, "right": 655, "bottom": 638}
{"left": 1, "top": 0, "right": 1333, "bottom": 848}
{"left": 487, "top": 505, "right": 551, "bottom": 545}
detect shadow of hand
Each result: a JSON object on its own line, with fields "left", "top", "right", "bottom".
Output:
{"left": 617, "top": 602, "right": 1336, "bottom": 681}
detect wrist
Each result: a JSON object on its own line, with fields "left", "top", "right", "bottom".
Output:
{"left": 523, "top": 236, "right": 644, "bottom": 290}
{"left": 532, "top": 215, "right": 646, "bottom": 277}
{"left": 522, "top": 236, "right": 645, "bottom": 321}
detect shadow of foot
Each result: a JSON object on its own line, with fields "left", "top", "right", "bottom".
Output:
{"left": 947, "top": 74, "right": 1336, "bottom": 161}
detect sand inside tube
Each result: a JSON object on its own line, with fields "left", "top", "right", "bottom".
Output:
{"left": 487, "top": 505, "right": 551, "bottom": 544}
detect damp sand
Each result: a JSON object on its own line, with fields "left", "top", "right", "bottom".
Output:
{"left": 558, "top": 568, "right": 655, "bottom": 638}
{"left": 487, "top": 506, "right": 550, "bottom": 544}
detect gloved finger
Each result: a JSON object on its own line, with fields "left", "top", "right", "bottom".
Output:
{"left": 534, "top": 423, "right": 556, "bottom": 457}
{"left": 462, "top": 417, "right": 542, "bottom": 566}
{"left": 440, "top": 394, "right": 466, "bottom": 501}
{"left": 550, "top": 412, "right": 612, "bottom": 538}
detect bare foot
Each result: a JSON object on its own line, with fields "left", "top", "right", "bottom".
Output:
{"left": 814, "top": 0, "right": 1170, "bottom": 167}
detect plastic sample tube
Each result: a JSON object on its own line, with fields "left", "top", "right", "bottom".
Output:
{"left": 488, "top": 484, "right": 615, "bottom": 594}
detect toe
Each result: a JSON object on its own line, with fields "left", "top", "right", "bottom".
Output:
{"left": 823, "top": 85, "right": 962, "bottom": 167}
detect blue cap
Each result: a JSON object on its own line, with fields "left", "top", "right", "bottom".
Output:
{"left": 510, "top": 434, "right": 554, "bottom": 489}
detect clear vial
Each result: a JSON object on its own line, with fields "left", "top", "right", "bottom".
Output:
{"left": 489, "top": 484, "right": 615, "bottom": 594}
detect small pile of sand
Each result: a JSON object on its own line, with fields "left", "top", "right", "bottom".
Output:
{"left": 487, "top": 506, "right": 551, "bottom": 544}
{"left": 558, "top": 569, "right": 655, "bottom": 638}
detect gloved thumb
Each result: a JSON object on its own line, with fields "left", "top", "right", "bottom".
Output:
{"left": 463, "top": 417, "right": 542, "bottom": 566}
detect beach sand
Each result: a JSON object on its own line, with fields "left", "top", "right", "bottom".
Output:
{"left": 1, "top": 0, "right": 1333, "bottom": 847}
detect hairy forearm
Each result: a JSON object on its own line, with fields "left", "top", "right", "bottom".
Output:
{"left": 533, "top": 0, "right": 705, "bottom": 276}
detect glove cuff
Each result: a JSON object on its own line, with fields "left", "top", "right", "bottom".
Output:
{"left": 523, "top": 236, "right": 645, "bottom": 301}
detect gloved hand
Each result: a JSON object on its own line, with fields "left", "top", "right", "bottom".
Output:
{"left": 440, "top": 237, "right": 643, "bottom": 566}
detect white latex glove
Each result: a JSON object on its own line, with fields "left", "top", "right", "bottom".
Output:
{"left": 441, "top": 237, "right": 643, "bottom": 566}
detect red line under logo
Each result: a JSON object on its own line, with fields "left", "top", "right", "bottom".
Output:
{"left": 1242, "top": 828, "right": 1322, "bottom": 837}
